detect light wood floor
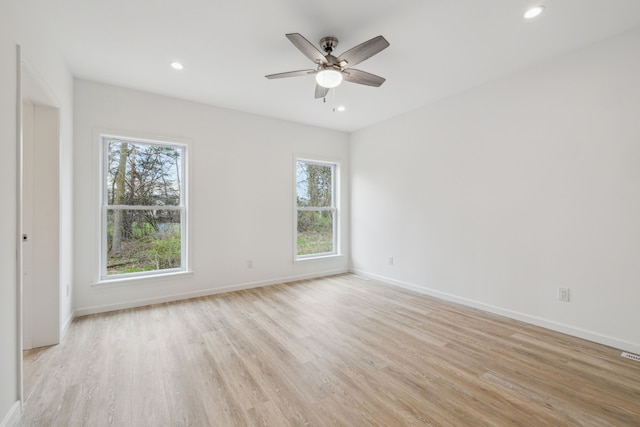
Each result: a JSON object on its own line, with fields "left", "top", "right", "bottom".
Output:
{"left": 19, "top": 274, "right": 640, "bottom": 426}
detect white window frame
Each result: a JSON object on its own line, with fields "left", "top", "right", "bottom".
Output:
{"left": 100, "top": 134, "right": 188, "bottom": 281}
{"left": 294, "top": 157, "right": 339, "bottom": 260}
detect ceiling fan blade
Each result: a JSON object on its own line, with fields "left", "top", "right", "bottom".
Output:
{"left": 286, "top": 33, "right": 327, "bottom": 64}
{"left": 265, "top": 69, "right": 316, "bottom": 79}
{"left": 315, "top": 84, "right": 329, "bottom": 99}
{"left": 337, "top": 36, "right": 389, "bottom": 68}
{"left": 342, "top": 69, "right": 386, "bottom": 87}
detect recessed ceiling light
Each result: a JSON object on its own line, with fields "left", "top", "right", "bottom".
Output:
{"left": 170, "top": 61, "right": 184, "bottom": 70}
{"left": 523, "top": 5, "right": 544, "bottom": 19}
{"left": 336, "top": 105, "right": 346, "bottom": 112}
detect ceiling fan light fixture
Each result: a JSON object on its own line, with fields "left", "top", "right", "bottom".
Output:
{"left": 523, "top": 5, "right": 544, "bottom": 19}
{"left": 316, "top": 69, "right": 343, "bottom": 88}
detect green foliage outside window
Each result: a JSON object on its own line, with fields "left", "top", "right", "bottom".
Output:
{"left": 296, "top": 161, "right": 336, "bottom": 257}
{"left": 104, "top": 137, "right": 184, "bottom": 277}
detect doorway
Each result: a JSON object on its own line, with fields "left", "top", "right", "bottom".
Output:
{"left": 20, "top": 66, "right": 61, "bottom": 352}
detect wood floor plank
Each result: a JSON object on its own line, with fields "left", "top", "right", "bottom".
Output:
{"left": 19, "top": 274, "right": 640, "bottom": 426}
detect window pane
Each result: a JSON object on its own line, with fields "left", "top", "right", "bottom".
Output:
{"left": 106, "top": 139, "right": 182, "bottom": 206}
{"left": 297, "top": 210, "right": 334, "bottom": 255}
{"left": 296, "top": 162, "right": 332, "bottom": 207}
{"left": 106, "top": 209, "right": 181, "bottom": 275}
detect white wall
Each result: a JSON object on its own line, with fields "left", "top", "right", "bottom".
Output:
{"left": 73, "top": 80, "right": 349, "bottom": 314}
{"left": 350, "top": 28, "right": 640, "bottom": 354}
{"left": 1, "top": 2, "right": 73, "bottom": 425}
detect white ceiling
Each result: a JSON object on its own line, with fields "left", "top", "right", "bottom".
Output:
{"left": 31, "top": 0, "right": 640, "bottom": 132}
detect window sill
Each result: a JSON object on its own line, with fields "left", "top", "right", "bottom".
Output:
{"left": 295, "top": 253, "right": 344, "bottom": 263}
{"left": 93, "top": 270, "right": 194, "bottom": 287}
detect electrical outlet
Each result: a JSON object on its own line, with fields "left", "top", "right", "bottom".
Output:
{"left": 247, "top": 260, "right": 253, "bottom": 269}
{"left": 388, "top": 257, "right": 394, "bottom": 266}
{"left": 66, "top": 284, "right": 70, "bottom": 297}
{"left": 558, "top": 287, "right": 570, "bottom": 302}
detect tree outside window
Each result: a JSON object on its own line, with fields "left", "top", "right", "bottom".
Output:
{"left": 102, "top": 136, "right": 186, "bottom": 278}
{"left": 296, "top": 159, "right": 338, "bottom": 258}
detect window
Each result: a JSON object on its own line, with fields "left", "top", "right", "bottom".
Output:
{"left": 101, "top": 135, "right": 187, "bottom": 279}
{"left": 295, "top": 159, "right": 338, "bottom": 259}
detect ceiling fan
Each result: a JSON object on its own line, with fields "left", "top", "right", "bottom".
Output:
{"left": 265, "top": 33, "right": 390, "bottom": 99}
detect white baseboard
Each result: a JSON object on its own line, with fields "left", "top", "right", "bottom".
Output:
{"left": 61, "top": 312, "right": 74, "bottom": 338}
{"left": 352, "top": 269, "right": 640, "bottom": 355}
{"left": 0, "top": 401, "right": 21, "bottom": 427}
{"left": 74, "top": 269, "right": 349, "bottom": 317}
